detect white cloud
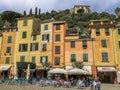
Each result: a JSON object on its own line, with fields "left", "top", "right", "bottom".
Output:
{"left": 0, "top": 0, "right": 120, "bottom": 14}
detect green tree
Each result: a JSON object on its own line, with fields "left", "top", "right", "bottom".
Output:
{"left": 115, "top": 7, "right": 120, "bottom": 16}
{"left": 23, "top": 10, "right": 26, "bottom": 16}
{"left": 98, "top": 12, "right": 110, "bottom": 19}
{"left": 29, "top": 8, "right": 33, "bottom": 16}
{"left": 39, "top": 8, "right": 41, "bottom": 15}
{"left": 1, "top": 10, "right": 22, "bottom": 26}
{"left": 35, "top": 7, "right": 38, "bottom": 16}
{"left": 72, "top": 61, "right": 84, "bottom": 69}
{"left": 42, "top": 62, "right": 52, "bottom": 69}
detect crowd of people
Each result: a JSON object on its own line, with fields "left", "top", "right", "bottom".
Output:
{"left": 29, "top": 76, "right": 101, "bottom": 90}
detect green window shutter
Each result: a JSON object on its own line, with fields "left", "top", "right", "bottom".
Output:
{"left": 6, "top": 47, "right": 11, "bottom": 53}
{"left": 105, "top": 28, "right": 109, "bottom": 35}
{"left": 44, "top": 24, "right": 48, "bottom": 30}
{"left": 20, "top": 56, "right": 25, "bottom": 62}
{"left": 46, "top": 56, "right": 48, "bottom": 62}
{"left": 33, "top": 35, "right": 36, "bottom": 40}
{"left": 101, "top": 39, "right": 107, "bottom": 48}
{"left": 55, "top": 57, "right": 60, "bottom": 65}
{"left": 82, "top": 40, "right": 87, "bottom": 48}
{"left": 23, "top": 20, "right": 27, "bottom": 26}
{"left": 96, "top": 28, "right": 100, "bottom": 35}
{"left": 71, "top": 54, "right": 76, "bottom": 62}
{"left": 56, "top": 24, "right": 60, "bottom": 30}
{"left": 32, "top": 56, "right": 36, "bottom": 63}
{"left": 42, "top": 44, "right": 47, "bottom": 51}
{"left": 40, "top": 57, "right": 42, "bottom": 63}
{"left": 118, "top": 41, "right": 120, "bottom": 49}
{"left": 102, "top": 52, "right": 108, "bottom": 62}
{"left": 7, "top": 36, "right": 12, "bottom": 43}
{"left": 55, "top": 46, "right": 60, "bottom": 54}
{"left": 22, "top": 32, "right": 26, "bottom": 38}
{"left": 55, "top": 34, "right": 60, "bottom": 41}
{"left": 118, "top": 28, "right": 120, "bottom": 34}
{"left": 71, "top": 41, "right": 75, "bottom": 48}
{"left": 83, "top": 54, "right": 88, "bottom": 62}
{"left": 5, "top": 57, "right": 10, "bottom": 64}
{"left": 35, "top": 43, "right": 38, "bottom": 50}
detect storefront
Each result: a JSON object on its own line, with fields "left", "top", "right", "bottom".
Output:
{"left": 97, "top": 67, "right": 117, "bottom": 84}
{"left": 0, "top": 65, "right": 11, "bottom": 78}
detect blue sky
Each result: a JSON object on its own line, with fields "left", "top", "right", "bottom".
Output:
{"left": 0, "top": 0, "right": 120, "bottom": 14}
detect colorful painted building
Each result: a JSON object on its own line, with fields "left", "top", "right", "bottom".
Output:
{"left": 40, "top": 19, "right": 53, "bottom": 66}
{"left": 65, "top": 28, "right": 94, "bottom": 77}
{"left": 113, "top": 16, "right": 120, "bottom": 83}
{"left": 52, "top": 21, "right": 66, "bottom": 68}
{"left": 89, "top": 19, "right": 117, "bottom": 83}
{"left": 0, "top": 27, "right": 17, "bottom": 78}
{"left": 15, "top": 17, "right": 40, "bottom": 77}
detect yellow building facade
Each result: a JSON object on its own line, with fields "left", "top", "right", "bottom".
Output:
{"left": 15, "top": 17, "right": 40, "bottom": 65}
{"left": 40, "top": 19, "right": 53, "bottom": 67}
{"left": 89, "top": 19, "right": 117, "bottom": 83}
{"left": 113, "top": 16, "right": 120, "bottom": 83}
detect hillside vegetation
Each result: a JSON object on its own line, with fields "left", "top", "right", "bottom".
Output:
{"left": 0, "top": 7, "right": 119, "bottom": 29}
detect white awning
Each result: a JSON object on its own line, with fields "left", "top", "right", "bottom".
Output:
{"left": 97, "top": 67, "right": 116, "bottom": 72}
{"left": 48, "top": 68, "right": 67, "bottom": 74}
{"left": 66, "top": 66, "right": 92, "bottom": 75}
{"left": 66, "top": 68, "right": 89, "bottom": 75}
{"left": 83, "top": 66, "right": 92, "bottom": 75}
{"left": 0, "top": 66, "right": 11, "bottom": 71}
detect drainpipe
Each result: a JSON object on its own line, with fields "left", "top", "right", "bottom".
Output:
{"left": 92, "top": 38, "right": 96, "bottom": 79}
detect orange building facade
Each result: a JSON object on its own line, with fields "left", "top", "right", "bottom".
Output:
{"left": 52, "top": 21, "right": 66, "bottom": 68}
{"left": 0, "top": 27, "right": 17, "bottom": 78}
{"left": 65, "top": 33, "right": 94, "bottom": 76}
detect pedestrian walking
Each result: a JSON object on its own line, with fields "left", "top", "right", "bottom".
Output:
{"left": 96, "top": 80, "right": 101, "bottom": 90}
{"left": 91, "top": 79, "right": 97, "bottom": 90}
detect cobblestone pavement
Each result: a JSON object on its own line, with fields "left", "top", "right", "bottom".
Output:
{"left": 0, "top": 84, "right": 120, "bottom": 90}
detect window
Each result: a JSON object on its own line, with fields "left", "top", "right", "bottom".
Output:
{"left": 71, "top": 54, "right": 76, "bottom": 62}
{"left": 20, "top": 56, "right": 25, "bottom": 62}
{"left": 101, "top": 39, "right": 107, "bottom": 48}
{"left": 6, "top": 47, "right": 11, "bottom": 53}
{"left": 22, "top": 32, "right": 27, "bottom": 38}
{"left": 30, "top": 43, "right": 38, "bottom": 51}
{"left": 96, "top": 28, "right": 100, "bottom": 35}
{"left": 82, "top": 40, "right": 87, "bottom": 48}
{"left": 42, "top": 44, "right": 47, "bottom": 51}
{"left": 71, "top": 41, "right": 75, "bottom": 48}
{"left": 33, "top": 35, "right": 37, "bottom": 41}
{"left": 56, "top": 24, "right": 60, "bottom": 30}
{"left": 55, "top": 46, "right": 60, "bottom": 54}
{"left": 42, "top": 34, "right": 49, "bottom": 42}
{"left": 32, "top": 56, "right": 36, "bottom": 63}
{"left": 23, "top": 20, "right": 27, "bottom": 26}
{"left": 83, "top": 53, "right": 88, "bottom": 62}
{"left": 44, "top": 24, "right": 48, "bottom": 30}
{"left": 40, "top": 56, "right": 48, "bottom": 63}
{"left": 7, "top": 36, "right": 12, "bottom": 43}
{"left": 54, "top": 57, "right": 60, "bottom": 65}
{"left": 102, "top": 52, "right": 108, "bottom": 62}
{"left": 118, "top": 28, "right": 120, "bottom": 34}
{"left": 119, "top": 41, "right": 120, "bottom": 49}
{"left": 5, "top": 57, "right": 10, "bottom": 64}
{"left": 19, "top": 44, "right": 28, "bottom": 52}
{"left": 55, "top": 34, "right": 60, "bottom": 41}
{"left": 105, "top": 28, "right": 110, "bottom": 35}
